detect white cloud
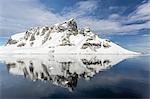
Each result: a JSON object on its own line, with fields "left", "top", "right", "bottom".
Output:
{"left": 128, "top": 1, "right": 150, "bottom": 21}
{"left": 108, "top": 14, "right": 120, "bottom": 20}
{"left": 0, "top": 0, "right": 150, "bottom": 37}
{"left": 0, "top": 0, "right": 64, "bottom": 36}
{"left": 77, "top": 18, "right": 121, "bottom": 33}
{"left": 62, "top": 0, "right": 150, "bottom": 34}
{"left": 62, "top": 1, "right": 98, "bottom": 19}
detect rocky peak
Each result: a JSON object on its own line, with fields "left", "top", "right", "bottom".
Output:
{"left": 5, "top": 18, "right": 94, "bottom": 47}
{"left": 53, "top": 18, "right": 78, "bottom": 32}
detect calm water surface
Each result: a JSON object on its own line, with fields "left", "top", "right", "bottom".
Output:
{"left": 0, "top": 55, "right": 149, "bottom": 98}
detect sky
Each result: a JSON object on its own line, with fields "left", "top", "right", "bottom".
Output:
{"left": 0, "top": 0, "right": 150, "bottom": 53}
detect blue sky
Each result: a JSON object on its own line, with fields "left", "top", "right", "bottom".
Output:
{"left": 0, "top": 0, "right": 150, "bottom": 53}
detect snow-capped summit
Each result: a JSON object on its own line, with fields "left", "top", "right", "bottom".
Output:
{"left": 0, "top": 18, "right": 139, "bottom": 54}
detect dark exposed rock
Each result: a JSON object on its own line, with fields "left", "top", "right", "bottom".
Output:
{"left": 60, "top": 38, "right": 71, "bottom": 46}
{"left": 67, "top": 19, "right": 78, "bottom": 32}
{"left": 84, "top": 28, "right": 90, "bottom": 32}
{"left": 36, "top": 27, "right": 40, "bottom": 35}
{"left": 103, "top": 42, "right": 111, "bottom": 48}
{"left": 78, "top": 29, "right": 85, "bottom": 35}
{"left": 17, "top": 43, "right": 26, "bottom": 47}
{"left": 30, "top": 34, "right": 35, "bottom": 41}
{"left": 30, "top": 42, "right": 34, "bottom": 47}
{"left": 6, "top": 38, "right": 18, "bottom": 45}
{"left": 24, "top": 31, "right": 32, "bottom": 40}
{"left": 53, "top": 18, "right": 78, "bottom": 33}
{"left": 40, "top": 28, "right": 47, "bottom": 36}
{"left": 42, "top": 31, "right": 51, "bottom": 44}
{"left": 36, "top": 31, "right": 40, "bottom": 35}
{"left": 49, "top": 36, "right": 52, "bottom": 40}
{"left": 17, "top": 60, "right": 24, "bottom": 64}
{"left": 81, "top": 42, "right": 101, "bottom": 49}
{"left": 106, "top": 39, "right": 111, "bottom": 42}
{"left": 6, "top": 63, "right": 16, "bottom": 68}
{"left": 45, "top": 26, "right": 49, "bottom": 31}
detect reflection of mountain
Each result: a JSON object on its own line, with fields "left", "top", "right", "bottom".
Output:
{"left": 0, "top": 55, "right": 136, "bottom": 91}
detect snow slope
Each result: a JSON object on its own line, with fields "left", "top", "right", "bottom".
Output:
{"left": 0, "top": 18, "right": 139, "bottom": 54}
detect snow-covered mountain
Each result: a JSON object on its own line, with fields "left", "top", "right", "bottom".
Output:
{"left": 0, "top": 54, "right": 136, "bottom": 91}
{"left": 0, "top": 18, "right": 139, "bottom": 54}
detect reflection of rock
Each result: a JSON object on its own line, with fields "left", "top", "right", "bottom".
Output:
{"left": 0, "top": 55, "right": 136, "bottom": 91}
